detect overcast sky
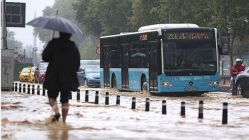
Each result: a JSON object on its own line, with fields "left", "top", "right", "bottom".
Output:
{"left": 7, "top": 0, "right": 55, "bottom": 48}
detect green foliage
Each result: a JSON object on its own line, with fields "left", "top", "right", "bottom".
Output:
{"left": 73, "top": 0, "right": 102, "bottom": 36}
{"left": 129, "top": 0, "right": 161, "bottom": 30}
{"left": 97, "top": 0, "right": 133, "bottom": 35}
{"left": 73, "top": 0, "right": 132, "bottom": 36}
{"left": 37, "top": 0, "right": 249, "bottom": 59}
{"left": 35, "top": 0, "right": 80, "bottom": 45}
{"left": 78, "top": 37, "right": 99, "bottom": 60}
{"left": 73, "top": 0, "right": 248, "bottom": 37}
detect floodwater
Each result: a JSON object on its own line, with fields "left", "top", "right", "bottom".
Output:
{"left": 1, "top": 83, "right": 249, "bottom": 140}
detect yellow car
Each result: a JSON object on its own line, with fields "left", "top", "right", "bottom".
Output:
{"left": 28, "top": 67, "right": 36, "bottom": 83}
{"left": 19, "top": 67, "right": 35, "bottom": 82}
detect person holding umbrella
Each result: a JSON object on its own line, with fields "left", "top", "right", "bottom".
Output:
{"left": 42, "top": 32, "right": 80, "bottom": 123}
{"left": 27, "top": 16, "right": 82, "bottom": 123}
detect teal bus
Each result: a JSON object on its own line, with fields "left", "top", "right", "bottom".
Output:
{"left": 100, "top": 24, "right": 220, "bottom": 94}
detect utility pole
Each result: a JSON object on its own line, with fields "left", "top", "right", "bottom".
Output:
{"left": 226, "top": 16, "right": 233, "bottom": 68}
{"left": 1, "top": 0, "right": 7, "bottom": 49}
{"left": 33, "top": 12, "right": 37, "bottom": 65}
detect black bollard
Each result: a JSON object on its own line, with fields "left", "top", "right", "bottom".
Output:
{"left": 116, "top": 95, "right": 120, "bottom": 105}
{"left": 37, "top": 85, "right": 40, "bottom": 95}
{"left": 14, "top": 83, "right": 17, "bottom": 92}
{"left": 95, "top": 91, "right": 99, "bottom": 104}
{"left": 77, "top": 90, "right": 80, "bottom": 102}
{"left": 198, "top": 101, "right": 204, "bottom": 119}
{"left": 23, "top": 84, "right": 26, "bottom": 93}
{"left": 27, "top": 85, "right": 30, "bottom": 94}
{"left": 42, "top": 88, "right": 46, "bottom": 96}
{"left": 85, "top": 90, "right": 89, "bottom": 102}
{"left": 162, "top": 100, "right": 167, "bottom": 115}
{"left": 145, "top": 98, "right": 150, "bottom": 111}
{"left": 32, "top": 85, "right": 35, "bottom": 95}
{"left": 69, "top": 92, "right": 72, "bottom": 100}
{"left": 19, "top": 83, "right": 22, "bottom": 92}
{"left": 105, "top": 92, "right": 109, "bottom": 105}
{"left": 131, "top": 97, "right": 136, "bottom": 109}
{"left": 181, "top": 101, "right": 185, "bottom": 117}
{"left": 222, "top": 102, "right": 228, "bottom": 124}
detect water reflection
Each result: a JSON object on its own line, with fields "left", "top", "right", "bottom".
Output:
{"left": 48, "top": 126, "right": 68, "bottom": 140}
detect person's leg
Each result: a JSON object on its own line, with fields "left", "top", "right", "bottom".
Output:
{"left": 49, "top": 98, "right": 59, "bottom": 114}
{"left": 48, "top": 89, "right": 60, "bottom": 121}
{"left": 60, "top": 90, "right": 71, "bottom": 123}
{"left": 62, "top": 103, "right": 69, "bottom": 123}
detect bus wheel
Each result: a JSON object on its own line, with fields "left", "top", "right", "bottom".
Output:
{"left": 111, "top": 75, "right": 117, "bottom": 89}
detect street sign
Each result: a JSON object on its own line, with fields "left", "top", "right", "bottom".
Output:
{"left": 5, "top": 2, "right": 26, "bottom": 27}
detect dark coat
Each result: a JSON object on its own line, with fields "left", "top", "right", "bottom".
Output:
{"left": 42, "top": 37, "right": 80, "bottom": 91}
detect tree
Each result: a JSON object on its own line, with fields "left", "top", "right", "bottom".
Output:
{"left": 71, "top": 0, "right": 249, "bottom": 60}
{"left": 207, "top": 0, "right": 249, "bottom": 65}
{"left": 73, "top": 0, "right": 102, "bottom": 37}
{"left": 35, "top": 0, "right": 80, "bottom": 45}
{"left": 73, "top": 0, "right": 132, "bottom": 36}
{"left": 129, "top": 0, "right": 160, "bottom": 30}
{"left": 7, "top": 30, "right": 24, "bottom": 59}
{"left": 97, "top": 0, "right": 132, "bottom": 35}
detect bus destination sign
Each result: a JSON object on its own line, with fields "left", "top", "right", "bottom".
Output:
{"left": 165, "top": 32, "right": 210, "bottom": 40}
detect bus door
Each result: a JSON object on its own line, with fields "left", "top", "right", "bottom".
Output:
{"left": 149, "top": 41, "right": 159, "bottom": 91}
{"left": 103, "top": 45, "right": 110, "bottom": 87}
{"left": 121, "top": 44, "right": 129, "bottom": 90}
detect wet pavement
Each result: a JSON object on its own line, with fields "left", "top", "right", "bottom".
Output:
{"left": 1, "top": 83, "right": 249, "bottom": 140}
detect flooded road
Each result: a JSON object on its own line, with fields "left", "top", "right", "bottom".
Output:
{"left": 1, "top": 85, "right": 249, "bottom": 140}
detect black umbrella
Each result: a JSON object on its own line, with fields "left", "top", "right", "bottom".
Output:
{"left": 27, "top": 16, "right": 83, "bottom": 38}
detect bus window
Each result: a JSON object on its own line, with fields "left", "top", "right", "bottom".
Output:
{"left": 163, "top": 40, "right": 217, "bottom": 75}
{"left": 129, "top": 42, "right": 148, "bottom": 68}
{"left": 110, "top": 45, "right": 121, "bottom": 68}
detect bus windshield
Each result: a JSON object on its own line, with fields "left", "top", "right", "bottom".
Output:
{"left": 163, "top": 30, "right": 217, "bottom": 76}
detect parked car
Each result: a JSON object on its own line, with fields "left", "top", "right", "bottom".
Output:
{"left": 78, "top": 67, "right": 100, "bottom": 87}
{"left": 28, "top": 66, "right": 36, "bottom": 83}
{"left": 235, "top": 67, "right": 249, "bottom": 98}
{"left": 19, "top": 67, "right": 32, "bottom": 82}
{"left": 35, "top": 62, "right": 48, "bottom": 83}
{"left": 85, "top": 67, "right": 100, "bottom": 87}
{"left": 77, "top": 60, "right": 100, "bottom": 86}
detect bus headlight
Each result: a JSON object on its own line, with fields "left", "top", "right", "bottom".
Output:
{"left": 162, "top": 82, "right": 173, "bottom": 87}
{"left": 210, "top": 81, "right": 219, "bottom": 86}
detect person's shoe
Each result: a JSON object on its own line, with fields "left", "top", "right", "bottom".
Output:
{"left": 51, "top": 113, "right": 60, "bottom": 122}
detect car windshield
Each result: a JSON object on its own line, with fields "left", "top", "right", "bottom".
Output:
{"left": 80, "top": 60, "right": 100, "bottom": 66}
{"left": 163, "top": 29, "right": 217, "bottom": 76}
{"left": 85, "top": 67, "right": 100, "bottom": 74}
{"left": 22, "top": 68, "right": 30, "bottom": 73}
